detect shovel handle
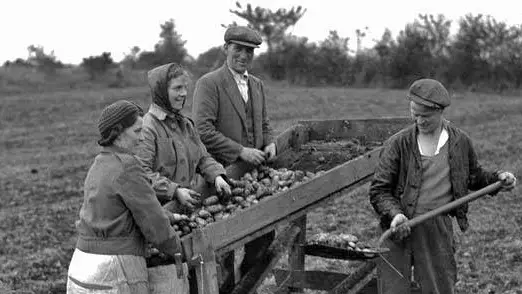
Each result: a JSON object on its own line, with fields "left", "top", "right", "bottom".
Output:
{"left": 378, "top": 181, "right": 503, "bottom": 246}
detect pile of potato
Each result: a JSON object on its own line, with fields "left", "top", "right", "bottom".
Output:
{"left": 308, "top": 232, "right": 377, "bottom": 256}
{"left": 163, "top": 166, "right": 325, "bottom": 237}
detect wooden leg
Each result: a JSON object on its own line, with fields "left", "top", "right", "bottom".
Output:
{"left": 192, "top": 229, "right": 220, "bottom": 294}
{"left": 231, "top": 225, "right": 301, "bottom": 294}
{"left": 287, "top": 215, "right": 307, "bottom": 293}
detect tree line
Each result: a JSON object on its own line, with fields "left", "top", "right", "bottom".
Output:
{"left": 4, "top": 2, "right": 522, "bottom": 92}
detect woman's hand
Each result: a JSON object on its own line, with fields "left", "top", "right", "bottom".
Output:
{"left": 215, "top": 175, "right": 232, "bottom": 200}
{"left": 175, "top": 188, "right": 200, "bottom": 210}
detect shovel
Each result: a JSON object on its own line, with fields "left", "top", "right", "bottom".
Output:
{"left": 377, "top": 181, "right": 503, "bottom": 247}
{"left": 374, "top": 181, "right": 503, "bottom": 279}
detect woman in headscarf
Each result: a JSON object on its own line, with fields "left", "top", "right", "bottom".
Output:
{"left": 137, "top": 63, "right": 231, "bottom": 210}
{"left": 67, "top": 100, "right": 185, "bottom": 293}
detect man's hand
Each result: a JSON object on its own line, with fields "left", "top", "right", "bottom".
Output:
{"left": 239, "top": 147, "right": 266, "bottom": 165}
{"left": 390, "top": 213, "right": 411, "bottom": 241}
{"left": 215, "top": 175, "right": 232, "bottom": 200}
{"left": 175, "top": 188, "right": 200, "bottom": 210}
{"left": 263, "top": 143, "right": 277, "bottom": 162}
{"left": 498, "top": 171, "right": 516, "bottom": 192}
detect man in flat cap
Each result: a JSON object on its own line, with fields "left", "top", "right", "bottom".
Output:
{"left": 192, "top": 26, "right": 277, "bottom": 292}
{"left": 368, "top": 78, "right": 516, "bottom": 294}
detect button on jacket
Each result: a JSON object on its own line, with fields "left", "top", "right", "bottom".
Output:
{"left": 369, "top": 122, "right": 500, "bottom": 232}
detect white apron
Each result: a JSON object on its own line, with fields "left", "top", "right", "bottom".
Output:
{"left": 67, "top": 248, "right": 149, "bottom": 294}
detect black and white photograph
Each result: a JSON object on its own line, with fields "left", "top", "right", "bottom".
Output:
{"left": 1, "top": 0, "right": 520, "bottom": 293}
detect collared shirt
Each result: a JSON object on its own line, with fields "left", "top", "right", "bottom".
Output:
{"left": 228, "top": 66, "right": 249, "bottom": 103}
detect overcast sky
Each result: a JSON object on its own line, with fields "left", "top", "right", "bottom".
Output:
{"left": 1, "top": 0, "right": 520, "bottom": 65}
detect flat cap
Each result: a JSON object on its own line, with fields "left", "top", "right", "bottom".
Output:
{"left": 224, "top": 26, "right": 262, "bottom": 48}
{"left": 407, "top": 78, "right": 450, "bottom": 109}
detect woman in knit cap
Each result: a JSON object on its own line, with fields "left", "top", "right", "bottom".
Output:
{"left": 137, "top": 63, "right": 231, "bottom": 210}
{"left": 67, "top": 100, "right": 186, "bottom": 293}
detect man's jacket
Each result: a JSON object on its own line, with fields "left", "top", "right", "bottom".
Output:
{"left": 192, "top": 63, "right": 274, "bottom": 165}
{"left": 369, "top": 122, "right": 499, "bottom": 232}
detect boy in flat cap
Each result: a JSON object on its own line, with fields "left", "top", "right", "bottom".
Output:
{"left": 192, "top": 26, "right": 277, "bottom": 292}
{"left": 369, "top": 78, "right": 516, "bottom": 294}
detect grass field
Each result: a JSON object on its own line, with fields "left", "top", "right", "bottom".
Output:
{"left": 1, "top": 82, "right": 521, "bottom": 293}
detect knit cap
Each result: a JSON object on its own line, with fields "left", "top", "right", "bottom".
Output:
{"left": 98, "top": 100, "right": 142, "bottom": 138}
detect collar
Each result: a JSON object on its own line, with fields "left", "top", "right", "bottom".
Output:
{"left": 227, "top": 65, "right": 249, "bottom": 82}
{"left": 148, "top": 103, "right": 170, "bottom": 121}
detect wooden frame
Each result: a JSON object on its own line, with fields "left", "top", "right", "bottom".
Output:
{"left": 181, "top": 117, "right": 411, "bottom": 294}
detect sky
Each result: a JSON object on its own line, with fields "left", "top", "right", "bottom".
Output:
{"left": 1, "top": 0, "right": 521, "bottom": 65}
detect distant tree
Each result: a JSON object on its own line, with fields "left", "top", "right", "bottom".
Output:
{"left": 121, "top": 46, "right": 141, "bottom": 69}
{"left": 27, "top": 45, "right": 63, "bottom": 74}
{"left": 155, "top": 19, "right": 188, "bottom": 64}
{"left": 194, "top": 46, "right": 226, "bottom": 76}
{"left": 316, "top": 30, "right": 353, "bottom": 85}
{"left": 229, "top": 2, "right": 306, "bottom": 54}
{"left": 388, "top": 23, "right": 433, "bottom": 88}
{"left": 137, "top": 19, "right": 188, "bottom": 68}
{"left": 81, "top": 52, "right": 114, "bottom": 80}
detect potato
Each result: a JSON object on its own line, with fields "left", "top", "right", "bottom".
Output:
{"left": 261, "top": 178, "right": 271, "bottom": 186}
{"left": 226, "top": 204, "right": 237, "bottom": 211}
{"left": 251, "top": 181, "right": 260, "bottom": 190}
{"left": 306, "top": 171, "right": 315, "bottom": 178}
{"left": 195, "top": 217, "right": 207, "bottom": 227}
{"left": 294, "top": 170, "right": 305, "bottom": 181}
{"left": 198, "top": 209, "right": 212, "bottom": 219}
{"left": 251, "top": 169, "right": 259, "bottom": 181}
{"left": 214, "top": 212, "right": 224, "bottom": 221}
{"left": 244, "top": 183, "right": 254, "bottom": 195}
{"left": 222, "top": 213, "right": 231, "bottom": 219}
{"left": 232, "top": 187, "right": 244, "bottom": 196}
{"left": 183, "top": 225, "right": 192, "bottom": 234}
{"left": 246, "top": 195, "right": 257, "bottom": 202}
{"left": 203, "top": 195, "right": 219, "bottom": 206}
{"left": 243, "top": 173, "right": 253, "bottom": 182}
{"left": 173, "top": 224, "right": 179, "bottom": 231}
{"left": 232, "top": 180, "right": 246, "bottom": 188}
{"left": 232, "top": 196, "right": 244, "bottom": 203}
{"left": 206, "top": 204, "right": 225, "bottom": 214}
{"left": 251, "top": 199, "right": 259, "bottom": 205}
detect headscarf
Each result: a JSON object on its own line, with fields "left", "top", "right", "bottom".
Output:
{"left": 147, "top": 63, "right": 187, "bottom": 117}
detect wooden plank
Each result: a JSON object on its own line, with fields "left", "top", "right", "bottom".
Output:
{"left": 299, "top": 117, "right": 411, "bottom": 143}
{"left": 192, "top": 229, "right": 220, "bottom": 294}
{"left": 230, "top": 225, "right": 301, "bottom": 294}
{"left": 273, "top": 269, "right": 349, "bottom": 291}
{"left": 202, "top": 147, "right": 380, "bottom": 250}
{"left": 329, "top": 261, "right": 377, "bottom": 294}
{"left": 215, "top": 178, "right": 370, "bottom": 256}
{"left": 286, "top": 216, "right": 306, "bottom": 293}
